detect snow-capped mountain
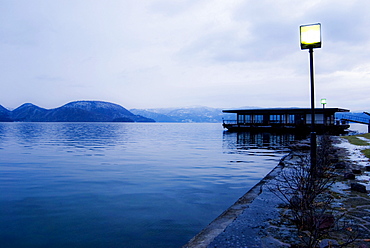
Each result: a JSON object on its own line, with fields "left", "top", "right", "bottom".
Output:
{"left": 130, "top": 107, "right": 231, "bottom": 123}
{"left": 3, "top": 101, "right": 155, "bottom": 122}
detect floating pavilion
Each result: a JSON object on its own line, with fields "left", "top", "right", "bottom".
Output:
{"left": 222, "top": 108, "right": 350, "bottom": 134}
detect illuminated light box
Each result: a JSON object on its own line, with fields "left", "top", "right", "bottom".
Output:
{"left": 300, "top": 23, "right": 321, "bottom": 49}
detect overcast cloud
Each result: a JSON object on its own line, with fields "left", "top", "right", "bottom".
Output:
{"left": 0, "top": 0, "right": 369, "bottom": 111}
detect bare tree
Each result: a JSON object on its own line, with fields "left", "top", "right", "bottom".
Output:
{"left": 271, "top": 135, "right": 357, "bottom": 247}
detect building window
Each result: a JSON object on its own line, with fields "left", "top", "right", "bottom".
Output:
{"left": 270, "top": 115, "right": 282, "bottom": 123}
{"left": 238, "top": 115, "right": 244, "bottom": 123}
{"left": 288, "top": 115, "right": 295, "bottom": 124}
{"left": 254, "top": 115, "right": 263, "bottom": 123}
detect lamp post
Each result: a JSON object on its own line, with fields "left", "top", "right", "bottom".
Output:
{"left": 321, "top": 98, "right": 326, "bottom": 109}
{"left": 321, "top": 98, "right": 327, "bottom": 127}
{"left": 300, "top": 23, "right": 322, "bottom": 178}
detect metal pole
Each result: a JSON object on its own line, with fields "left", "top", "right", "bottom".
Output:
{"left": 309, "top": 48, "right": 317, "bottom": 178}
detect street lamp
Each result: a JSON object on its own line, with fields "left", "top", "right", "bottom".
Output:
{"left": 300, "top": 23, "right": 322, "bottom": 49}
{"left": 300, "top": 23, "right": 322, "bottom": 178}
{"left": 321, "top": 98, "right": 327, "bottom": 109}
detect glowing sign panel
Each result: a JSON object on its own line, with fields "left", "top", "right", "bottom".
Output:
{"left": 300, "top": 23, "right": 321, "bottom": 49}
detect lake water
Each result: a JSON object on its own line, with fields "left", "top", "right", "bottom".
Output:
{"left": 0, "top": 123, "right": 296, "bottom": 247}
{"left": 349, "top": 123, "right": 369, "bottom": 134}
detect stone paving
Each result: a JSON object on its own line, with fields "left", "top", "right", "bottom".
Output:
{"left": 183, "top": 137, "right": 370, "bottom": 248}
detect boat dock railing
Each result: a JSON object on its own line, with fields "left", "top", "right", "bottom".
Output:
{"left": 223, "top": 119, "right": 349, "bottom": 126}
{"left": 222, "top": 120, "right": 237, "bottom": 125}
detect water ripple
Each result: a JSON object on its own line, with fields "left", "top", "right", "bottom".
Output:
{"left": 0, "top": 123, "right": 294, "bottom": 248}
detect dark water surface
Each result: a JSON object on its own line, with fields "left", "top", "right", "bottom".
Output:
{"left": 0, "top": 123, "right": 293, "bottom": 247}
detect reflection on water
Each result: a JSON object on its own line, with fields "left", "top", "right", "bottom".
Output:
{"left": 0, "top": 123, "right": 294, "bottom": 248}
{"left": 223, "top": 131, "right": 301, "bottom": 150}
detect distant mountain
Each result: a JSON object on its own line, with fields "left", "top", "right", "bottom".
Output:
{"left": 129, "top": 109, "right": 177, "bottom": 122}
{"left": 2, "top": 101, "right": 155, "bottom": 122}
{"left": 12, "top": 103, "right": 49, "bottom": 122}
{"left": 131, "top": 107, "right": 232, "bottom": 123}
{"left": 0, "top": 104, "right": 12, "bottom": 122}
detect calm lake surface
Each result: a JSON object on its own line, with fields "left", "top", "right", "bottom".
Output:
{"left": 0, "top": 123, "right": 295, "bottom": 247}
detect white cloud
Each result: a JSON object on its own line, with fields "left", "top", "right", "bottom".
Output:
{"left": 0, "top": 0, "right": 369, "bottom": 112}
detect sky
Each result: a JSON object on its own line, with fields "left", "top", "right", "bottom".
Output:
{"left": 0, "top": 0, "right": 369, "bottom": 111}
